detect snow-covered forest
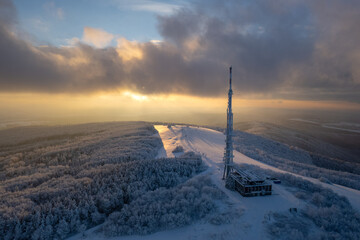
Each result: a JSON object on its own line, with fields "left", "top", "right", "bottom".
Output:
{"left": 232, "top": 130, "right": 360, "bottom": 190}
{"left": 1, "top": 122, "right": 360, "bottom": 240}
{"left": 0, "top": 122, "right": 202, "bottom": 239}
{"left": 103, "top": 174, "right": 223, "bottom": 236}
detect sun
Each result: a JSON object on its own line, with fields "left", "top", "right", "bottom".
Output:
{"left": 122, "top": 91, "right": 149, "bottom": 101}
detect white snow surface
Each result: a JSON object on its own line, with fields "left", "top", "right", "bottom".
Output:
{"left": 156, "top": 125, "right": 360, "bottom": 208}
{"left": 70, "top": 125, "right": 360, "bottom": 240}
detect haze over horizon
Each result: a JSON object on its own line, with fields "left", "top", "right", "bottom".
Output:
{"left": 1, "top": 0, "right": 360, "bottom": 125}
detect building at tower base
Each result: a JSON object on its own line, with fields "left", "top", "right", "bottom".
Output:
{"left": 227, "top": 168, "right": 272, "bottom": 197}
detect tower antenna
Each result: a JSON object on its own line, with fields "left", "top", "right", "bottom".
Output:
{"left": 223, "top": 66, "right": 234, "bottom": 179}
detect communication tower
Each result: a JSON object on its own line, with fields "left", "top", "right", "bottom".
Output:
{"left": 223, "top": 66, "right": 234, "bottom": 179}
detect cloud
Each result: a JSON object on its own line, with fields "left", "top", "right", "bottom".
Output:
{"left": 65, "top": 37, "right": 80, "bottom": 46}
{"left": 82, "top": 27, "right": 114, "bottom": 48}
{"left": 0, "top": 0, "right": 360, "bottom": 103}
{"left": 116, "top": 38, "right": 143, "bottom": 61}
{"left": 150, "top": 39, "right": 162, "bottom": 44}
{"left": 113, "top": 0, "right": 183, "bottom": 14}
{"left": 154, "top": 0, "right": 360, "bottom": 100}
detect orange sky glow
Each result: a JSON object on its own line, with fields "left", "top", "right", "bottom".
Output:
{"left": 1, "top": 91, "right": 359, "bottom": 125}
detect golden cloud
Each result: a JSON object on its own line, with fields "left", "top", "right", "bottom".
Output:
{"left": 116, "top": 38, "right": 143, "bottom": 61}
{"left": 82, "top": 27, "right": 114, "bottom": 48}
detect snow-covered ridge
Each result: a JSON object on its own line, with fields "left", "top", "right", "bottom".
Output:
{"left": 154, "top": 125, "right": 360, "bottom": 238}
{"left": 68, "top": 124, "right": 360, "bottom": 240}
{"left": 4, "top": 122, "right": 358, "bottom": 240}
{"left": 163, "top": 125, "right": 360, "bottom": 209}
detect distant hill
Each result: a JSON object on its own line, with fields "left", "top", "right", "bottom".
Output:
{"left": 234, "top": 120, "right": 360, "bottom": 163}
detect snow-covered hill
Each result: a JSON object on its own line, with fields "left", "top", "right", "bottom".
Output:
{"left": 153, "top": 125, "right": 291, "bottom": 239}
{"left": 234, "top": 121, "right": 360, "bottom": 163}
{"left": 70, "top": 124, "right": 360, "bottom": 240}
{"left": 156, "top": 125, "right": 360, "bottom": 210}
{"left": 156, "top": 125, "right": 360, "bottom": 238}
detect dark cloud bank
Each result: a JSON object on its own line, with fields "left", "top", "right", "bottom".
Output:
{"left": 0, "top": 0, "right": 360, "bottom": 102}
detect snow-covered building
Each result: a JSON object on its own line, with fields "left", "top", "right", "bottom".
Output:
{"left": 229, "top": 168, "right": 272, "bottom": 197}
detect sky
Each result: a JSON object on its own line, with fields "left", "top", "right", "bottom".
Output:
{"left": 0, "top": 0, "right": 360, "bottom": 125}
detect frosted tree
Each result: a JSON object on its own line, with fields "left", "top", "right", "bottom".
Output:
{"left": 56, "top": 219, "right": 70, "bottom": 239}
{"left": 77, "top": 224, "right": 87, "bottom": 238}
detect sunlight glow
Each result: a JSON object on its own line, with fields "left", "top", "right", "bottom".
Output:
{"left": 122, "top": 91, "right": 149, "bottom": 101}
{"left": 1, "top": 91, "right": 359, "bottom": 126}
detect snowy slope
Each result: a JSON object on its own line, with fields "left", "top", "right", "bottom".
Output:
{"left": 155, "top": 125, "right": 360, "bottom": 210}
{"left": 70, "top": 125, "right": 360, "bottom": 240}
{"left": 153, "top": 125, "right": 305, "bottom": 239}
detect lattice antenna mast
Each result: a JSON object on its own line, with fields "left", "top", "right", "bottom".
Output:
{"left": 223, "top": 66, "right": 234, "bottom": 179}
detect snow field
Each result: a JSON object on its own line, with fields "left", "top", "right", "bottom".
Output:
{"left": 153, "top": 125, "right": 307, "bottom": 239}
{"left": 154, "top": 125, "right": 360, "bottom": 239}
